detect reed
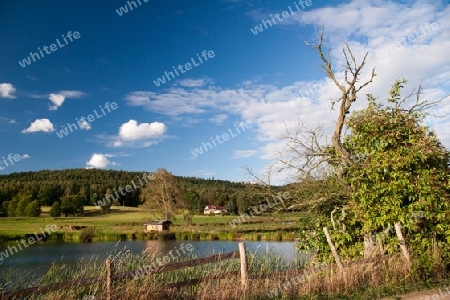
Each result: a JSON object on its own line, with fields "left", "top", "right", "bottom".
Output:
{"left": 0, "top": 237, "right": 449, "bottom": 300}
{"left": 1, "top": 244, "right": 448, "bottom": 299}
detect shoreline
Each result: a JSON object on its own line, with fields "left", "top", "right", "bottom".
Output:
{"left": 0, "top": 229, "right": 298, "bottom": 244}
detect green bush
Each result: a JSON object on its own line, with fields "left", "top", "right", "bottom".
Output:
{"left": 49, "top": 201, "right": 61, "bottom": 217}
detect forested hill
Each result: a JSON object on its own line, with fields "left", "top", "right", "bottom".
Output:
{"left": 0, "top": 169, "right": 274, "bottom": 216}
{"left": 0, "top": 169, "right": 150, "bottom": 188}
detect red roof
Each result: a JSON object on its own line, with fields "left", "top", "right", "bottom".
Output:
{"left": 205, "top": 205, "right": 227, "bottom": 210}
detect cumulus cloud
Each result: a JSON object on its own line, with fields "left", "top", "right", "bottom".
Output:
{"left": 48, "top": 94, "right": 65, "bottom": 110}
{"left": 118, "top": 120, "right": 167, "bottom": 140}
{"left": 79, "top": 119, "right": 91, "bottom": 130}
{"left": 112, "top": 120, "right": 167, "bottom": 147}
{"left": 86, "top": 154, "right": 116, "bottom": 169}
{"left": 20, "top": 154, "right": 30, "bottom": 159}
{"left": 21, "top": 119, "right": 55, "bottom": 133}
{"left": 0, "top": 83, "right": 16, "bottom": 99}
{"left": 48, "top": 90, "right": 86, "bottom": 110}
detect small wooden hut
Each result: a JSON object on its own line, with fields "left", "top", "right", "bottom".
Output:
{"left": 144, "top": 220, "right": 172, "bottom": 232}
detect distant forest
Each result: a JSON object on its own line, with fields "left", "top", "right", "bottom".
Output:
{"left": 0, "top": 169, "right": 285, "bottom": 217}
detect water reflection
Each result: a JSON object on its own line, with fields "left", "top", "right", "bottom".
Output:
{"left": 0, "top": 240, "right": 300, "bottom": 285}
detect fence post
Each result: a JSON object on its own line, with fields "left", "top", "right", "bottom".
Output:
{"left": 106, "top": 258, "right": 114, "bottom": 300}
{"left": 238, "top": 242, "right": 248, "bottom": 290}
{"left": 323, "top": 227, "right": 344, "bottom": 270}
{"left": 394, "top": 223, "right": 411, "bottom": 268}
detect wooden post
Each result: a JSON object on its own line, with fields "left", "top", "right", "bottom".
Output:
{"left": 239, "top": 242, "right": 249, "bottom": 290}
{"left": 394, "top": 223, "right": 411, "bottom": 267}
{"left": 106, "top": 258, "right": 114, "bottom": 300}
{"left": 323, "top": 227, "right": 344, "bottom": 270}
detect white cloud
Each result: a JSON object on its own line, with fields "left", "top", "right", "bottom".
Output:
{"left": 0, "top": 117, "right": 18, "bottom": 124}
{"left": 49, "top": 94, "right": 65, "bottom": 110}
{"left": 21, "top": 119, "right": 55, "bottom": 133}
{"left": 0, "top": 83, "right": 16, "bottom": 99}
{"left": 238, "top": 77, "right": 262, "bottom": 87}
{"left": 233, "top": 150, "right": 258, "bottom": 158}
{"left": 58, "top": 90, "right": 86, "bottom": 98}
{"left": 126, "top": 90, "right": 212, "bottom": 116}
{"left": 20, "top": 154, "right": 30, "bottom": 159}
{"left": 86, "top": 154, "right": 116, "bottom": 169}
{"left": 48, "top": 90, "right": 86, "bottom": 110}
{"left": 112, "top": 120, "right": 167, "bottom": 147}
{"left": 79, "top": 119, "right": 91, "bottom": 130}
{"left": 118, "top": 120, "right": 167, "bottom": 141}
{"left": 209, "top": 114, "right": 228, "bottom": 125}
{"left": 178, "top": 78, "right": 214, "bottom": 87}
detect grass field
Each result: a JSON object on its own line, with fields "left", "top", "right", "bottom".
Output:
{"left": 0, "top": 206, "right": 310, "bottom": 242}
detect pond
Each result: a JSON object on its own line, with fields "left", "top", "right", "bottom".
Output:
{"left": 0, "top": 240, "right": 302, "bottom": 287}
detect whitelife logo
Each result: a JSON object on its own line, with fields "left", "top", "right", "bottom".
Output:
{"left": 133, "top": 243, "right": 194, "bottom": 279}
{"left": 55, "top": 101, "right": 118, "bottom": 139}
{"left": 0, "top": 224, "right": 58, "bottom": 261}
{"left": 93, "top": 173, "right": 155, "bottom": 208}
{"left": 0, "top": 154, "right": 27, "bottom": 172}
{"left": 115, "top": 0, "right": 149, "bottom": 16}
{"left": 18, "top": 31, "right": 81, "bottom": 68}
{"left": 228, "top": 192, "right": 290, "bottom": 228}
{"left": 190, "top": 121, "right": 252, "bottom": 158}
{"left": 153, "top": 50, "right": 215, "bottom": 87}
{"left": 250, "top": 1, "right": 313, "bottom": 35}
{"left": 376, "top": 22, "right": 439, "bottom": 58}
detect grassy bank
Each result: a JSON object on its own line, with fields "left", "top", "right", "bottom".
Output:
{"left": 2, "top": 245, "right": 448, "bottom": 299}
{"left": 0, "top": 206, "right": 309, "bottom": 243}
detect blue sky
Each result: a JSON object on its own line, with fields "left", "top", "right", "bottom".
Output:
{"left": 1, "top": 0, "right": 449, "bottom": 183}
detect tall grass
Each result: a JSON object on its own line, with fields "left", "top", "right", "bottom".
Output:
{"left": 1, "top": 245, "right": 448, "bottom": 299}
{"left": 0, "top": 244, "right": 303, "bottom": 299}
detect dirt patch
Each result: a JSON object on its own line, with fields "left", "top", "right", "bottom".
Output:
{"left": 383, "top": 288, "right": 450, "bottom": 300}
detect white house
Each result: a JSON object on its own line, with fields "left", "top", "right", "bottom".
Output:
{"left": 204, "top": 205, "right": 227, "bottom": 215}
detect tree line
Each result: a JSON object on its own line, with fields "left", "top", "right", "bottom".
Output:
{"left": 0, "top": 168, "right": 292, "bottom": 217}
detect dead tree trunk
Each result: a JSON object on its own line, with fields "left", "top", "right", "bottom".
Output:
{"left": 323, "top": 227, "right": 344, "bottom": 270}
{"left": 394, "top": 223, "right": 411, "bottom": 268}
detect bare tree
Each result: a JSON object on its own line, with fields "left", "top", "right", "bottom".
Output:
{"left": 270, "top": 28, "right": 373, "bottom": 202}
{"left": 243, "top": 29, "right": 376, "bottom": 259}
{"left": 291, "top": 28, "right": 376, "bottom": 186}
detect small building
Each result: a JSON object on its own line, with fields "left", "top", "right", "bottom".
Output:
{"left": 204, "top": 205, "right": 228, "bottom": 215}
{"left": 214, "top": 206, "right": 228, "bottom": 214}
{"left": 144, "top": 220, "right": 172, "bottom": 232}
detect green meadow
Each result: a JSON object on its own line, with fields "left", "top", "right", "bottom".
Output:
{"left": 0, "top": 206, "right": 309, "bottom": 242}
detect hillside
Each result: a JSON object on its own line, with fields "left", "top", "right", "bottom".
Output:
{"left": 0, "top": 169, "right": 283, "bottom": 217}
